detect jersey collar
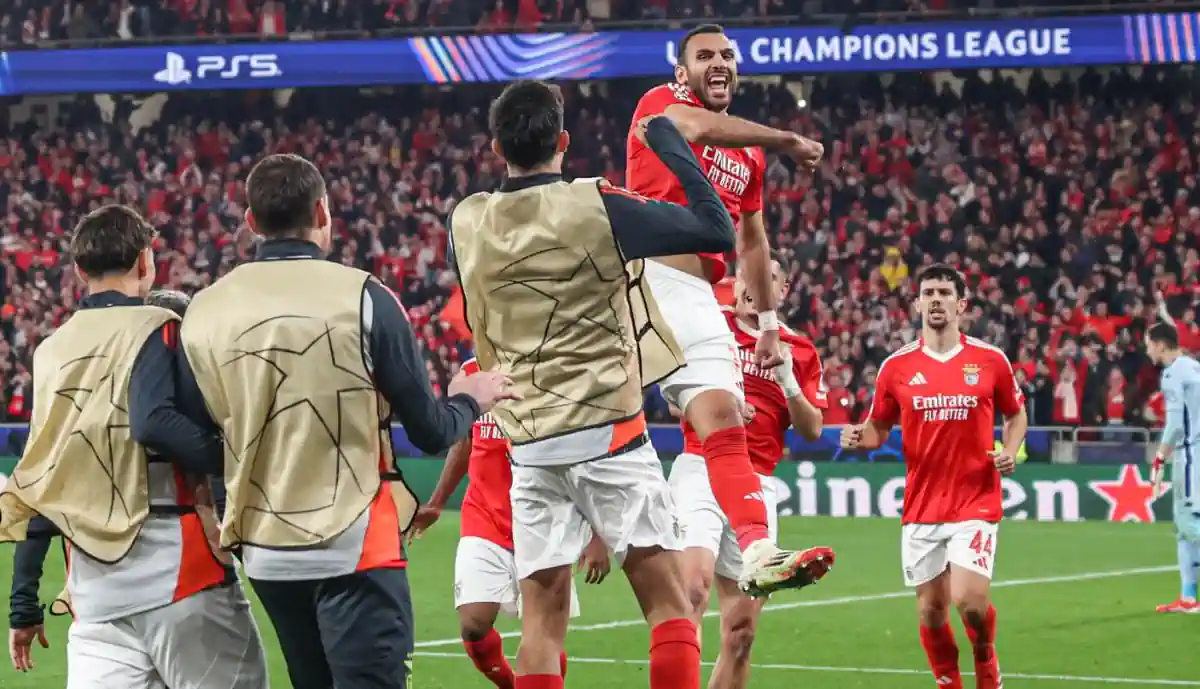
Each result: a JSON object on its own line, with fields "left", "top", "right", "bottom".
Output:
{"left": 80, "top": 291, "right": 145, "bottom": 309}
{"left": 499, "top": 173, "right": 562, "bottom": 193}
{"left": 732, "top": 312, "right": 760, "bottom": 339}
{"left": 919, "top": 333, "right": 966, "bottom": 363}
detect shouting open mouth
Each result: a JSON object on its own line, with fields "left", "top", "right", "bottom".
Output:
{"left": 707, "top": 72, "right": 731, "bottom": 99}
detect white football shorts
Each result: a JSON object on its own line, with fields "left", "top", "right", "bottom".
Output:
{"left": 510, "top": 443, "right": 681, "bottom": 580}
{"left": 644, "top": 260, "right": 744, "bottom": 412}
{"left": 900, "top": 520, "right": 999, "bottom": 587}
{"left": 454, "top": 535, "right": 580, "bottom": 618}
{"left": 668, "top": 453, "right": 779, "bottom": 581}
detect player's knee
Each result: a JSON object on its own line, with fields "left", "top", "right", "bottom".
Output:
{"left": 457, "top": 603, "right": 501, "bottom": 642}
{"left": 915, "top": 589, "right": 952, "bottom": 627}
{"left": 684, "top": 573, "right": 713, "bottom": 616}
{"left": 952, "top": 591, "right": 990, "bottom": 622}
{"left": 458, "top": 617, "right": 494, "bottom": 643}
{"left": 689, "top": 390, "right": 744, "bottom": 437}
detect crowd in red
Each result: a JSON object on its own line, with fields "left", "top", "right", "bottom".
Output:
{"left": 0, "top": 61, "right": 1195, "bottom": 427}
{"left": 0, "top": 0, "right": 1167, "bottom": 46}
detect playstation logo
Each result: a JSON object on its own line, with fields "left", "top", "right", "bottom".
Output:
{"left": 154, "top": 52, "right": 192, "bottom": 85}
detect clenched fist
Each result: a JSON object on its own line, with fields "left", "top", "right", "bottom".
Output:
{"left": 839, "top": 424, "right": 864, "bottom": 449}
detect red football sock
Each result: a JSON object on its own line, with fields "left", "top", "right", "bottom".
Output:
{"left": 560, "top": 651, "right": 567, "bottom": 678}
{"left": 701, "top": 426, "right": 769, "bottom": 550}
{"left": 514, "top": 676, "right": 563, "bottom": 689}
{"left": 919, "top": 622, "right": 963, "bottom": 689}
{"left": 962, "top": 605, "right": 998, "bottom": 663}
{"left": 649, "top": 618, "right": 701, "bottom": 689}
{"left": 464, "top": 629, "right": 515, "bottom": 689}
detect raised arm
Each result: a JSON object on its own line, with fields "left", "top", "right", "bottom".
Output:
{"left": 604, "top": 117, "right": 735, "bottom": 261}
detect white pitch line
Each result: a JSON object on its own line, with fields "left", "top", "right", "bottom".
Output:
{"left": 412, "top": 651, "right": 1200, "bottom": 686}
{"left": 414, "top": 565, "right": 1173, "bottom": 648}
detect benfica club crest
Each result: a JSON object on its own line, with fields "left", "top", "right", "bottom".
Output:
{"left": 962, "top": 364, "right": 981, "bottom": 386}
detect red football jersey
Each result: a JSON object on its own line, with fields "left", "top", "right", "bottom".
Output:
{"left": 625, "top": 83, "right": 765, "bottom": 283}
{"left": 683, "top": 309, "right": 827, "bottom": 474}
{"left": 458, "top": 359, "right": 514, "bottom": 550}
{"left": 869, "top": 336, "right": 1025, "bottom": 525}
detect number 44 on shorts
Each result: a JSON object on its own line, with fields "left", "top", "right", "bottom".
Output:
{"left": 968, "top": 529, "right": 993, "bottom": 570}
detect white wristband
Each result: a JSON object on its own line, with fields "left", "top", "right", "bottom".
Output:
{"left": 773, "top": 359, "right": 802, "bottom": 398}
{"left": 758, "top": 310, "right": 780, "bottom": 331}
{"left": 779, "top": 376, "right": 803, "bottom": 399}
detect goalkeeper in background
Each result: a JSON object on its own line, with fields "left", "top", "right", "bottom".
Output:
{"left": 1144, "top": 321, "right": 1200, "bottom": 614}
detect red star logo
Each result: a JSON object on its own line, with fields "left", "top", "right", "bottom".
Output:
{"left": 1088, "top": 464, "right": 1167, "bottom": 523}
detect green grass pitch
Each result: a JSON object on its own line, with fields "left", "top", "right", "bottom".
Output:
{"left": 3, "top": 515, "right": 1198, "bottom": 688}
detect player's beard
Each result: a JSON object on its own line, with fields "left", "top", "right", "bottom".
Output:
{"left": 687, "top": 68, "right": 734, "bottom": 112}
{"left": 924, "top": 308, "right": 951, "bottom": 332}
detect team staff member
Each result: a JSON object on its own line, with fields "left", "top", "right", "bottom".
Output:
{"left": 8, "top": 289, "right": 206, "bottom": 672}
{"left": 176, "top": 153, "right": 515, "bottom": 689}
{"left": 0, "top": 206, "right": 266, "bottom": 689}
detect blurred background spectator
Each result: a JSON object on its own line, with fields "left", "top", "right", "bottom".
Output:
{"left": 2, "top": 59, "right": 1198, "bottom": 427}
{"left": 0, "top": 0, "right": 1181, "bottom": 46}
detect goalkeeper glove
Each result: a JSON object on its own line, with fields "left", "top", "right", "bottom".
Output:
{"left": 1151, "top": 454, "right": 1167, "bottom": 499}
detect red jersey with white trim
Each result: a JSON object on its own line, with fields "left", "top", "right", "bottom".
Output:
{"left": 625, "top": 83, "right": 765, "bottom": 283}
{"left": 459, "top": 359, "right": 514, "bottom": 550}
{"left": 683, "top": 309, "right": 827, "bottom": 474}
{"left": 869, "top": 336, "right": 1025, "bottom": 525}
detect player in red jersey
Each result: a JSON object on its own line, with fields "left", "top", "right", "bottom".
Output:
{"left": 670, "top": 254, "right": 827, "bottom": 689}
{"left": 410, "top": 360, "right": 609, "bottom": 689}
{"left": 626, "top": 23, "right": 831, "bottom": 597}
{"left": 840, "top": 264, "right": 1028, "bottom": 689}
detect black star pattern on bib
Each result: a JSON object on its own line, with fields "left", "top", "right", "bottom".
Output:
{"left": 484, "top": 248, "right": 630, "bottom": 439}
{"left": 221, "top": 316, "right": 378, "bottom": 541}
{"left": 19, "top": 352, "right": 136, "bottom": 541}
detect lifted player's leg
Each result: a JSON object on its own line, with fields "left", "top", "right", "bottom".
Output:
{"left": 649, "top": 261, "right": 832, "bottom": 598}
{"left": 683, "top": 388, "right": 833, "bottom": 597}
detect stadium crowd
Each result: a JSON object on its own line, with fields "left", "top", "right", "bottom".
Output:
{"left": 0, "top": 64, "right": 1196, "bottom": 429}
{"left": 0, "top": 0, "right": 1177, "bottom": 45}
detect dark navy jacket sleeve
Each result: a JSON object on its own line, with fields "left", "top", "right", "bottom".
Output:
{"left": 602, "top": 117, "right": 736, "bottom": 261}
{"left": 176, "top": 347, "right": 219, "bottom": 434}
{"left": 128, "top": 322, "right": 223, "bottom": 476}
{"left": 364, "top": 279, "right": 479, "bottom": 456}
{"left": 9, "top": 518, "right": 56, "bottom": 629}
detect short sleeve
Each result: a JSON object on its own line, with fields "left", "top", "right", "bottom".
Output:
{"left": 792, "top": 342, "right": 827, "bottom": 409}
{"left": 992, "top": 350, "right": 1025, "bottom": 418}
{"left": 869, "top": 360, "right": 901, "bottom": 426}
{"left": 741, "top": 149, "right": 765, "bottom": 215}
{"left": 636, "top": 83, "right": 703, "bottom": 118}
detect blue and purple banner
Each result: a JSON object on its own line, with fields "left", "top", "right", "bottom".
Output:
{"left": 0, "top": 13, "right": 1196, "bottom": 95}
